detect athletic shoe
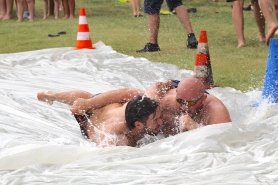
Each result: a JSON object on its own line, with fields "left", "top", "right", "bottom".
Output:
{"left": 136, "top": 42, "right": 161, "bottom": 53}
{"left": 23, "top": 11, "right": 29, "bottom": 19}
{"left": 187, "top": 33, "right": 198, "bottom": 49}
{"left": 187, "top": 8, "right": 197, "bottom": 13}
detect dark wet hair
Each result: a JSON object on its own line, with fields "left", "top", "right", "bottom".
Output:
{"left": 125, "top": 95, "right": 159, "bottom": 130}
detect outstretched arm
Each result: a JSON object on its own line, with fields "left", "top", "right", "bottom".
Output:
{"left": 71, "top": 88, "right": 143, "bottom": 114}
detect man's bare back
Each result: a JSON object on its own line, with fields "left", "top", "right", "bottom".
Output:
{"left": 159, "top": 89, "right": 179, "bottom": 137}
{"left": 84, "top": 103, "right": 130, "bottom": 146}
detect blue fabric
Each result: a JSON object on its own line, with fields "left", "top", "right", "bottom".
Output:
{"left": 171, "top": 79, "right": 210, "bottom": 94}
{"left": 171, "top": 79, "right": 180, "bottom": 88}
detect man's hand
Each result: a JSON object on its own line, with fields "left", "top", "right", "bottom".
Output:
{"left": 70, "top": 98, "right": 90, "bottom": 115}
{"left": 179, "top": 114, "right": 200, "bottom": 131}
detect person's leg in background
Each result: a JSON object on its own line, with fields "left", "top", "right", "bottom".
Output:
{"left": 68, "top": 0, "right": 75, "bottom": 18}
{"left": 174, "top": 4, "right": 198, "bottom": 49}
{"left": 131, "top": 0, "right": 142, "bottom": 17}
{"left": 43, "top": 0, "right": 48, "bottom": 19}
{"left": 25, "top": 0, "right": 35, "bottom": 22}
{"left": 251, "top": 0, "right": 266, "bottom": 42}
{"left": 259, "top": 0, "right": 278, "bottom": 45}
{"left": 136, "top": 0, "right": 161, "bottom": 52}
{"left": 53, "top": 0, "right": 59, "bottom": 19}
{"left": 0, "top": 0, "right": 6, "bottom": 19}
{"left": 232, "top": 0, "right": 245, "bottom": 48}
{"left": 62, "top": 0, "right": 68, "bottom": 18}
{"left": 3, "top": 0, "right": 14, "bottom": 20}
{"left": 17, "top": 0, "right": 24, "bottom": 21}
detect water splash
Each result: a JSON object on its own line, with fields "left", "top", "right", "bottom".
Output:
{"left": 0, "top": 41, "right": 278, "bottom": 184}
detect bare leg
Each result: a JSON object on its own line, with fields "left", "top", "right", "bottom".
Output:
{"left": 174, "top": 5, "right": 194, "bottom": 34}
{"left": 275, "top": 6, "right": 278, "bottom": 35}
{"left": 26, "top": 0, "right": 35, "bottom": 22}
{"left": 62, "top": 0, "right": 69, "bottom": 18}
{"left": 131, "top": 0, "right": 137, "bottom": 17}
{"left": 59, "top": 0, "right": 63, "bottom": 11}
{"left": 3, "top": 0, "right": 14, "bottom": 20}
{"left": 68, "top": 0, "right": 75, "bottom": 18}
{"left": 135, "top": 0, "right": 141, "bottom": 16}
{"left": 37, "top": 91, "right": 93, "bottom": 105}
{"left": 148, "top": 14, "right": 160, "bottom": 44}
{"left": 260, "top": 0, "right": 278, "bottom": 45}
{"left": 232, "top": 0, "right": 245, "bottom": 48}
{"left": 16, "top": 0, "right": 24, "bottom": 22}
{"left": 43, "top": 0, "right": 48, "bottom": 19}
{"left": 0, "top": 0, "right": 6, "bottom": 19}
{"left": 23, "top": 0, "right": 28, "bottom": 18}
{"left": 131, "top": 0, "right": 141, "bottom": 17}
{"left": 54, "top": 0, "right": 59, "bottom": 19}
{"left": 251, "top": 0, "right": 266, "bottom": 42}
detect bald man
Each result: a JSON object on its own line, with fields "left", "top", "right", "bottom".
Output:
{"left": 160, "top": 77, "right": 232, "bottom": 137}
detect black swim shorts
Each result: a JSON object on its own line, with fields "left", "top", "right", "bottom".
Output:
{"left": 74, "top": 113, "right": 91, "bottom": 139}
{"left": 74, "top": 93, "right": 101, "bottom": 139}
{"left": 144, "top": 0, "right": 183, "bottom": 14}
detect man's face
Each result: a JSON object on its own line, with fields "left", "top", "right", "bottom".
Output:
{"left": 175, "top": 94, "right": 204, "bottom": 116}
{"left": 143, "top": 108, "right": 163, "bottom": 135}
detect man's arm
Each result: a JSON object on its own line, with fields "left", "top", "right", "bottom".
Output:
{"left": 179, "top": 101, "right": 232, "bottom": 132}
{"left": 144, "top": 80, "right": 173, "bottom": 102}
{"left": 71, "top": 88, "right": 143, "bottom": 114}
{"left": 178, "top": 115, "right": 201, "bottom": 131}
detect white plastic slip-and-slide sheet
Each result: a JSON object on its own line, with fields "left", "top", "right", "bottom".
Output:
{"left": 0, "top": 41, "right": 277, "bottom": 184}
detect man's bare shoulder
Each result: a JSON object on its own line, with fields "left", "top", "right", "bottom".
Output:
{"left": 92, "top": 102, "right": 127, "bottom": 133}
{"left": 161, "top": 89, "right": 176, "bottom": 107}
{"left": 206, "top": 94, "right": 227, "bottom": 108}
{"left": 90, "top": 102, "right": 125, "bottom": 121}
{"left": 205, "top": 94, "right": 232, "bottom": 123}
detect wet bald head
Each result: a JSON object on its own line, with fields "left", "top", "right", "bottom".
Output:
{"left": 176, "top": 77, "right": 204, "bottom": 100}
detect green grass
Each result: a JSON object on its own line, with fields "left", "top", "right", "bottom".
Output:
{"left": 0, "top": 0, "right": 270, "bottom": 92}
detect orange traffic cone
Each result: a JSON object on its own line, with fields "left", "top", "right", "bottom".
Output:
{"left": 75, "top": 8, "right": 95, "bottom": 50}
{"left": 194, "top": 30, "right": 215, "bottom": 89}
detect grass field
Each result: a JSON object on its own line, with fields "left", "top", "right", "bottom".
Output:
{"left": 0, "top": 0, "right": 273, "bottom": 92}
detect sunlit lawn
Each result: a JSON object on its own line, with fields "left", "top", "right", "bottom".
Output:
{"left": 0, "top": 0, "right": 272, "bottom": 91}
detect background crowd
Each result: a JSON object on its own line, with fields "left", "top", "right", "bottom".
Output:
{"left": 1, "top": 0, "right": 278, "bottom": 48}
{"left": 0, "top": 0, "right": 75, "bottom": 22}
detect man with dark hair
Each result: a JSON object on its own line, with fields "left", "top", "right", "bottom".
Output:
{"left": 37, "top": 81, "right": 171, "bottom": 147}
{"left": 125, "top": 95, "right": 161, "bottom": 135}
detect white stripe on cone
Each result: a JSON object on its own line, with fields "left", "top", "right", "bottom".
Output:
{"left": 78, "top": 16, "right": 88, "bottom": 24}
{"left": 197, "top": 43, "right": 209, "bottom": 55}
{"left": 77, "top": 32, "right": 91, "bottom": 40}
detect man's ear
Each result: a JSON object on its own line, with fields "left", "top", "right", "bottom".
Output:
{"left": 134, "top": 121, "right": 144, "bottom": 129}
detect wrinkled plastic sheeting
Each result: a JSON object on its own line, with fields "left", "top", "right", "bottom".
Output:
{"left": 0, "top": 41, "right": 278, "bottom": 184}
